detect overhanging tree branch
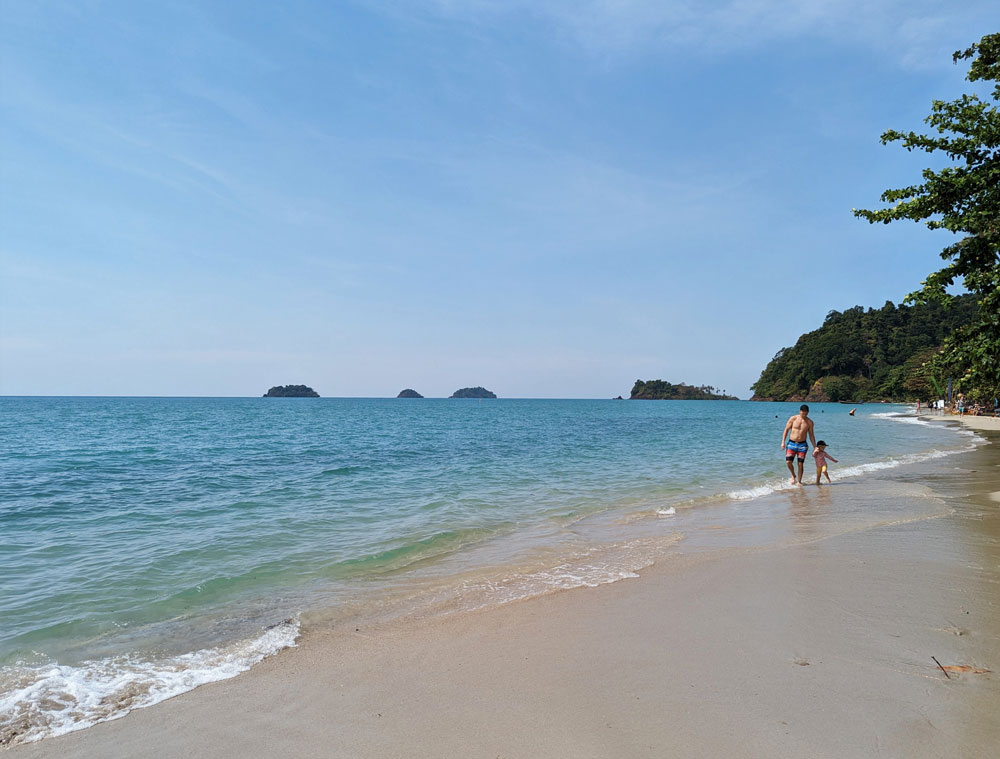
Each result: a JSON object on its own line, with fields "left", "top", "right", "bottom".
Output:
{"left": 853, "top": 33, "right": 1000, "bottom": 399}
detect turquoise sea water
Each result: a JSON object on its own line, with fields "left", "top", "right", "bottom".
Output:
{"left": 0, "top": 397, "right": 980, "bottom": 743}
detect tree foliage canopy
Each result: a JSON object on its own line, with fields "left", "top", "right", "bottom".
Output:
{"left": 853, "top": 33, "right": 1000, "bottom": 400}
{"left": 750, "top": 296, "right": 978, "bottom": 402}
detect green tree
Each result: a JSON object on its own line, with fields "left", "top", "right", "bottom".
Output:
{"left": 853, "top": 34, "right": 1000, "bottom": 402}
{"left": 749, "top": 296, "right": 978, "bottom": 401}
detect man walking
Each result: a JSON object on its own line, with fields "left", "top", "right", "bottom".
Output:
{"left": 781, "top": 404, "right": 816, "bottom": 485}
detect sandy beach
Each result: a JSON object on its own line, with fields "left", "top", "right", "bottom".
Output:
{"left": 947, "top": 414, "right": 1000, "bottom": 432}
{"left": 10, "top": 427, "right": 1000, "bottom": 759}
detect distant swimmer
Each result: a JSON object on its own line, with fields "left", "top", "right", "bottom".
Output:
{"left": 849, "top": 408, "right": 856, "bottom": 416}
{"left": 781, "top": 404, "right": 816, "bottom": 486}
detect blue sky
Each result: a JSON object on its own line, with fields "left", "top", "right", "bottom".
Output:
{"left": 0, "top": 1, "right": 994, "bottom": 398}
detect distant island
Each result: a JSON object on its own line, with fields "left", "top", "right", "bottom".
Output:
{"left": 397, "top": 389, "right": 424, "bottom": 398}
{"left": 263, "top": 385, "right": 319, "bottom": 398}
{"left": 630, "top": 380, "right": 738, "bottom": 401}
{"left": 750, "top": 295, "right": 977, "bottom": 402}
{"left": 450, "top": 386, "right": 497, "bottom": 399}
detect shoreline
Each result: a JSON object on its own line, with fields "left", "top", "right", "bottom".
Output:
{"left": 10, "top": 429, "right": 999, "bottom": 757}
{"left": 3, "top": 402, "right": 972, "bottom": 748}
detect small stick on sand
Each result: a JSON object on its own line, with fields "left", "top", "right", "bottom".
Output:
{"left": 932, "top": 656, "right": 951, "bottom": 679}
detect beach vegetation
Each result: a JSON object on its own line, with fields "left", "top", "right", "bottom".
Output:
{"left": 853, "top": 33, "right": 1000, "bottom": 402}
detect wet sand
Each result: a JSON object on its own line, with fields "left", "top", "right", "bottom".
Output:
{"left": 11, "top": 436, "right": 1000, "bottom": 758}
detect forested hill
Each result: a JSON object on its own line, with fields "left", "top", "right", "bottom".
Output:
{"left": 630, "top": 380, "right": 738, "bottom": 400}
{"left": 750, "top": 296, "right": 978, "bottom": 402}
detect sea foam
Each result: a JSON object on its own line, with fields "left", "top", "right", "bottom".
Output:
{"left": 0, "top": 619, "right": 299, "bottom": 747}
{"left": 457, "top": 535, "right": 684, "bottom": 611}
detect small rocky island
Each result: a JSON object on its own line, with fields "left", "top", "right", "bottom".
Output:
{"left": 397, "top": 389, "right": 424, "bottom": 398}
{"left": 450, "top": 386, "right": 497, "bottom": 399}
{"left": 629, "top": 380, "right": 737, "bottom": 401}
{"left": 263, "top": 385, "right": 319, "bottom": 398}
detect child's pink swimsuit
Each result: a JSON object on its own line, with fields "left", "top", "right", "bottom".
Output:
{"left": 813, "top": 450, "right": 837, "bottom": 468}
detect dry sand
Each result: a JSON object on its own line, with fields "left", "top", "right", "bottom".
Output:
{"left": 11, "top": 436, "right": 1000, "bottom": 759}
{"left": 956, "top": 415, "right": 1000, "bottom": 432}
{"left": 923, "top": 412, "right": 1000, "bottom": 432}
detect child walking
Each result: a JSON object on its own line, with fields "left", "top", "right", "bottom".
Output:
{"left": 813, "top": 440, "right": 838, "bottom": 484}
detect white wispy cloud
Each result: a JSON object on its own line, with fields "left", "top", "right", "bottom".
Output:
{"left": 386, "top": 0, "right": 989, "bottom": 68}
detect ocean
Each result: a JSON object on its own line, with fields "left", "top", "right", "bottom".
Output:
{"left": 0, "top": 397, "right": 982, "bottom": 744}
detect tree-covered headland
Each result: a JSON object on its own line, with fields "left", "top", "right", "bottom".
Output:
{"left": 630, "top": 380, "right": 738, "bottom": 400}
{"left": 750, "top": 296, "right": 978, "bottom": 402}
{"left": 853, "top": 34, "right": 1000, "bottom": 403}
{"left": 263, "top": 385, "right": 319, "bottom": 397}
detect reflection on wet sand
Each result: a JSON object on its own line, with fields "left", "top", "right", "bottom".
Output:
{"left": 784, "top": 484, "right": 834, "bottom": 542}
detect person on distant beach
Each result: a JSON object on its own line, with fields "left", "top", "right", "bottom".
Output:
{"left": 781, "top": 404, "right": 816, "bottom": 485}
{"left": 813, "top": 441, "right": 838, "bottom": 485}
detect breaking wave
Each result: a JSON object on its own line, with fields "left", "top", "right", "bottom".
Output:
{"left": 0, "top": 619, "right": 299, "bottom": 747}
